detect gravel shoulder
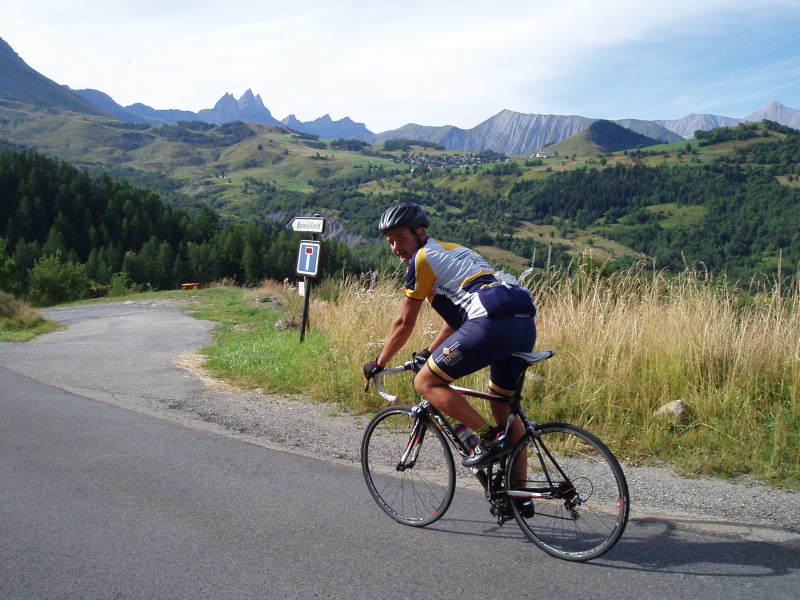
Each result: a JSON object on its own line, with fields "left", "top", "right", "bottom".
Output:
{"left": 1, "top": 299, "right": 797, "bottom": 547}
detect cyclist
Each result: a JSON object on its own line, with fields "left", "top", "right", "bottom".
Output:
{"left": 363, "top": 202, "right": 537, "bottom": 473}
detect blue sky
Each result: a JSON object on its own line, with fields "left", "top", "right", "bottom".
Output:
{"left": 5, "top": 1, "right": 800, "bottom": 132}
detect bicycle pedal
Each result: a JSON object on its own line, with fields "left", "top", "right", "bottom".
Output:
{"left": 489, "top": 503, "right": 512, "bottom": 524}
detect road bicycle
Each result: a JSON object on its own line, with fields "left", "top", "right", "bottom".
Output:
{"left": 360, "top": 350, "right": 629, "bottom": 562}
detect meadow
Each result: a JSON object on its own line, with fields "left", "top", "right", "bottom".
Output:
{"left": 185, "top": 259, "right": 799, "bottom": 491}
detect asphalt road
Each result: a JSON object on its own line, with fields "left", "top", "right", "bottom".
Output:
{"left": 1, "top": 301, "right": 798, "bottom": 599}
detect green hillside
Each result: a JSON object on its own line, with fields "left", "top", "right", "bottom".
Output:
{"left": 546, "top": 119, "right": 659, "bottom": 157}
{"left": 2, "top": 98, "right": 800, "bottom": 281}
{"left": 0, "top": 145, "right": 358, "bottom": 302}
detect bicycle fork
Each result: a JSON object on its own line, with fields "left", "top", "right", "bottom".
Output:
{"left": 395, "top": 411, "right": 428, "bottom": 471}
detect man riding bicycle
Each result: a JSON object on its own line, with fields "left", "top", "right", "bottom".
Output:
{"left": 363, "top": 202, "right": 537, "bottom": 469}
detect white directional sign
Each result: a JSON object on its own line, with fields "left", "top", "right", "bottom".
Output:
{"left": 296, "top": 240, "right": 322, "bottom": 277}
{"left": 291, "top": 216, "right": 326, "bottom": 234}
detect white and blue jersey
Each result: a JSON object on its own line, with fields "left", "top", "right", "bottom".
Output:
{"left": 405, "top": 238, "right": 497, "bottom": 328}
{"left": 406, "top": 238, "right": 537, "bottom": 395}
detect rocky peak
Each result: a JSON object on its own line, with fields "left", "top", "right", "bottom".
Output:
{"left": 745, "top": 101, "right": 800, "bottom": 128}
{"left": 237, "top": 89, "right": 259, "bottom": 109}
{"left": 197, "top": 90, "right": 279, "bottom": 125}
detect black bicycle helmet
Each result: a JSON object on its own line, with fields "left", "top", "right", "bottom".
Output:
{"left": 378, "top": 202, "right": 430, "bottom": 234}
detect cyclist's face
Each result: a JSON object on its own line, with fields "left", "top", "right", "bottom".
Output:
{"left": 385, "top": 227, "right": 423, "bottom": 264}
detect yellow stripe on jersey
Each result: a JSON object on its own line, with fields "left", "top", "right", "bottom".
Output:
{"left": 406, "top": 248, "right": 435, "bottom": 301}
{"left": 404, "top": 238, "right": 496, "bottom": 325}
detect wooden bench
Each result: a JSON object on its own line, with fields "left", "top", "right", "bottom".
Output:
{"left": 180, "top": 282, "right": 202, "bottom": 290}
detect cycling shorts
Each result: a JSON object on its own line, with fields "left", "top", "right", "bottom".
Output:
{"left": 426, "top": 314, "right": 537, "bottom": 397}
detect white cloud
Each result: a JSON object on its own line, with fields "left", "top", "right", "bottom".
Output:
{"left": 4, "top": 0, "right": 800, "bottom": 131}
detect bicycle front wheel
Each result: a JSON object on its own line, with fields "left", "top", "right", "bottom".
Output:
{"left": 361, "top": 406, "right": 456, "bottom": 527}
{"left": 506, "top": 422, "right": 629, "bottom": 561}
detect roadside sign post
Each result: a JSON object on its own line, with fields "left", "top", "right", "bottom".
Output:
{"left": 292, "top": 216, "right": 325, "bottom": 342}
{"left": 291, "top": 216, "right": 325, "bottom": 236}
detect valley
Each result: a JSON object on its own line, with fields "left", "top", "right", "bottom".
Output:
{"left": 3, "top": 96, "right": 800, "bottom": 283}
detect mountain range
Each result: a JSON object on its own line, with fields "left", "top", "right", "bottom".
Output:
{"left": 2, "top": 36, "right": 800, "bottom": 156}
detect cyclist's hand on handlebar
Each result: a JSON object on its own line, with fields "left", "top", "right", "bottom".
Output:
{"left": 363, "top": 359, "right": 384, "bottom": 391}
{"left": 413, "top": 349, "right": 431, "bottom": 372}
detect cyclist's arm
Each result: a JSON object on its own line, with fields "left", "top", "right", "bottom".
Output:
{"left": 426, "top": 321, "right": 455, "bottom": 354}
{"left": 377, "top": 296, "right": 424, "bottom": 367}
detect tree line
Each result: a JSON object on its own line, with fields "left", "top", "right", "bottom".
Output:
{"left": 0, "top": 148, "right": 356, "bottom": 304}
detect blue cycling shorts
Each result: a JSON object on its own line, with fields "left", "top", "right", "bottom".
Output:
{"left": 426, "top": 315, "right": 537, "bottom": 397}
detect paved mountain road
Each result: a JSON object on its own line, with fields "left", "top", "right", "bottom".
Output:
{"left": 1, "top": 300, "right": 798, "bottom": 598}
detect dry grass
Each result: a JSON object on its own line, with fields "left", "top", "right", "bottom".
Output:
{"left": 306, "top": 275, "right": 442, "bottom": 413}
{"left": 267, "top": 261, "right": 799, "bottom": 487}
{"left": 0, "top": 291, "right": 60, "bottom": 342}
{"left": 526, "top": 260, "right": 799, "bottom": 485}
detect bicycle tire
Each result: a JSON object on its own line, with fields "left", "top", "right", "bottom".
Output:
{"left": 506, "top": 422, "right": 629, "bottom": 561}
{"left": 361, "top": 406, "right": 456, "bottom": 527}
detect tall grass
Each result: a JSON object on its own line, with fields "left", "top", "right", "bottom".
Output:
{"left": 0, "top": 291, "right": 61, "bottom": 342}
{"left": 524, "top": 261, "right": 799, "bottom": 487}
{"left": 241, "top": 262, "right": 797, "bottom": 488}
{"left": 195, "top": 262, "right": 797, "bottom": 488}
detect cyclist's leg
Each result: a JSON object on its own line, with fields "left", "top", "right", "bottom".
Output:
{"left": 487, "top": 315, "right": 537, "bottom": 484}
{"left": 418, "top": 315, "right": 535, "bottom": 441}
{"left": 414, "top": 368, "right": 487, "bottom": 431}
{"left": 491, "top": 403, "right": 527, "bottom": 482}
{"left": 415, "top": 318, "right": 510, "bottom": 432}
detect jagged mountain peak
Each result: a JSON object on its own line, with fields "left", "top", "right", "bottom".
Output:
{"left": 217, "top": 92, "right": 237, "bottom": 104}
{"left": 238, "top": 89, "right": 262, "bottom": 108}
{"left": 195, "top": 90, "right": 279, "bottom": 125}
{"left": 2, "top": 38, "right": 799, "bottom": 154}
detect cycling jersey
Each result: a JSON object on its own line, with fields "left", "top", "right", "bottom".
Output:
{"left": 405, "top": 238, "right": 533, "bottom": 328}
{"left": 405, "top": 237, "right": 537, "bottom": 391}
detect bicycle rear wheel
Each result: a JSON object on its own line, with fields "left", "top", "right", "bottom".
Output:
{"left": 506, "top": 422, "right": 629, "bottom": 561}
{"left": 361, "top": 406, "right": 455, "bottom": 527}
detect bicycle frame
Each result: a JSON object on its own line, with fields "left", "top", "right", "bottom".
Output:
{"left": 405, "top": 397, "right": 499, "bottom": 506}
{"left": 364, "top": 349, "right": 629, "bottom": 561}
{"left": 374, "top": 354, "right": 575, "bottom": 513}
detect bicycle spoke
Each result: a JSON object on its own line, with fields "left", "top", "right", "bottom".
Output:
{"left": 506, "top": 423, "right": 629, "bottom": 561}
{"left": 361, "top": 407, "right": 456, "bottom": 527}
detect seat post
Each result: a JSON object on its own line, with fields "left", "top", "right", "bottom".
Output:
{"left": 512, "top": 358, "right": 529, "bottom": 401}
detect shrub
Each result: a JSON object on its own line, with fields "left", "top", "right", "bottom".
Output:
{"left": 27, "top": 255, "right": 90, "bottom": 306}
{"left": 0, "top": 238, "right": 19, "bottom": 295}
{"left": 108, "top": 271, "right": 139, "bottom": 297}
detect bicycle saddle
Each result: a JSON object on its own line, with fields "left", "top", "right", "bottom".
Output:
{"left": 511, "top": 350, "right": 556, "bottom": 365}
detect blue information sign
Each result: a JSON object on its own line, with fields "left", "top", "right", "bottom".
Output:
{"left": 296, "top": 241, "right": 321, "bottom": 277}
